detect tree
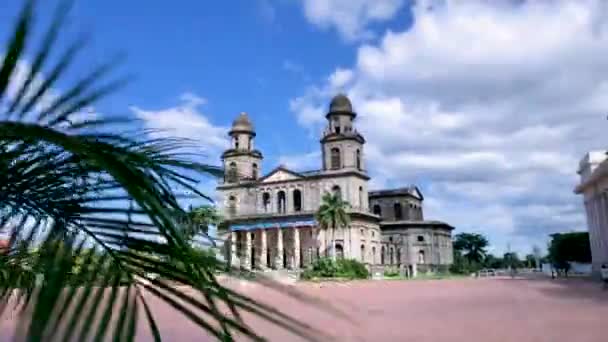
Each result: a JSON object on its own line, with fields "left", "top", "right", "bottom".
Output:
{"left": 525, "top": 254, "right": 536, "bottom": 269}
{"left": 453, "top": 233, "right": 489, "bottom": 265}
{"left": 483, "top": 254, "right": 505, "bottom": 269}
{"left": 0, "top": 2, "right": 321, "bottom": 341}
{"left": 182, "top": 204, "right": 222, "bottom": 243}
{"left": 548, "top": 232, "right": 591, "bottom": 277}
{"left": 315, "top": 192, "right": 350, "bottom": 260}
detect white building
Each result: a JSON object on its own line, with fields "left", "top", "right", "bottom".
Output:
{"left": 574, "top": 151, "right": 608, "bottom": 276}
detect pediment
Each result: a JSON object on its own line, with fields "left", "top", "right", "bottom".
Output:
{"left": 260, "top": 166, "right": 303, "bottom": 183}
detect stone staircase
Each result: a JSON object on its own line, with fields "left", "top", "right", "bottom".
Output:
{"left": 261, "top": 269, "right": 300, "bottom": 285}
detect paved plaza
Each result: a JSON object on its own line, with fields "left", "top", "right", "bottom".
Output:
{"left": 142, "top": 276, "right": 608, "bottom": 341}
{"left": 2, "top": 276, "right": 607, "bottom": 341}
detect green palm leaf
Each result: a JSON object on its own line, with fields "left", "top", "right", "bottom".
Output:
{"left": 0, "top": 1, "right": 337, "bottom": 341}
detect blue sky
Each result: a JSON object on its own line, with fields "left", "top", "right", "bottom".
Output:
{"left": 3, "top": 0, "right": 608, "bottom": 256}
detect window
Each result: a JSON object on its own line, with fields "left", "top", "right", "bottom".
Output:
{"left": 381, "top": 246, "right": 385, "bottom": 265}
{"left": 418, "top": 250, "right": 425, "bottom": 264}
{"left": 228, "top": 196, "right": 237, "bottom": 216}
{"left": 361, "top": 244, "right": 365, "bottom": 262}
{"left": 373, "top": 204, "right": 381, "bottom": 216}
{"left": 293, "top": 189, "right": 302, "bottom": 212}
{"left": 262, "top": 192, "right": 270, "bottom": 212}
{"left": 252, "top": 163, "right": 258, "bottom": 179}
{"left": 248, "top": 136, "right": 252, "bottom": 150}
{"left": 372, "top": 231, "right": 375, "bottom": 238}
{"left": 359, "top": 186, "right": 364, "bottom": 209}
{"left": 394, "top": 202, "right": 403, "bottom": 220}
{"left": 332, "top": 185, "right": 342, "bottom": 200}
{"left": 360, "top": 229, "right": 364, "bottom": 236}
{"left": 277, "top": 191, "right": 286, "bottom": 213}
{"left": 333, "top": 118, "right": 340, "bottom": 134}
{"left": 372, "top": 246, "right": 376, "bottom": 264}
{"left": 397, "top": 248, "right": 401, "bottom": 265}
{"left": 228, "top": 162, "right": 238, "bottom": 182}
{"left": 356, "top": 149, "right": 361, "bottom": 170}
{"left": 330, "top": 148, "right": 341, "bottom": 169}
{"left": 390, "top": 248, "right": 394, "bottom": 265}
{"left": 389, "top": 236, "right": 393, "bottom": 243}
{"left": 234, "top": 138, "right": 239, "bottom": 149}
{"left": 417, "top": 235, "right": 424, "bottom": 242}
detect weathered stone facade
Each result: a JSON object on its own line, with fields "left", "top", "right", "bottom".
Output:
{"left": 217, "top": 95, "right": 454, "bottom": 276}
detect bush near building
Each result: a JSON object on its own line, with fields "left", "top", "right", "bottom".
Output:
{"left": 301, "top": 258, "right": 369, "bottom": 280}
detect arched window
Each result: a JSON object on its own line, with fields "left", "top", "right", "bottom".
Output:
{"left": 372, "top": 246, "right": 376, "bottom": 264}
{"left": 356, "top": 149, "right": 361, "bottom": 170}
{"left": 234, "top": 137, "right": 239, "bottom": 149}
{"left": 333, "top": 118, "right": 340, "bottom": 134}
{"left": 394, "top": 202, "right": 403, "bottom": 220}
{"left": 293, "top": 189, "right": 302, "bottom": 212}
{"left": 335, "top": 244, "right": 344, "bottom": 259}
{"left": 277, "top": 191, "right": 286, "bottom": 214}
{"left": 360, "top": 244, "right": 365, "bottom": 262}
{"left": 228, "top": 195, "right": 237, "bottom": 216}
{"left": 373, "top": 204, "right": 381, "bottom": 217}
{"left": 397, "top": 248, "right": 401, "bottom": 265}
{"left": 418, "top": 250, "right": 425, "bottom": 264}
{"left": 381, "top": 246, "right": 386, "bottom": 265}
{"left": 358, "top": 186, "right": 364, "bottom": 209}
{"left": 332, "top": 185, "right": 341, "bottom": 200}
{"left": 330, "top": 147, "right": 341, "bottom": 169}
{"left": 262, "top": 192, "right": 270, "bottom": 212}
{"left": 390, "top": 248, "right": 394, "bottom": 265}
{"left": 252, "top": 163, "right": 258, "bottom": 179}
{"left": 248, "top": 136, "right": 252, "bottom": 150}
{"left": 228, "top": 162, "right": 238, "bottom": 182}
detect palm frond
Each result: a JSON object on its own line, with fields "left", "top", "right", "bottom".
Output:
{"left": 0, "top": 1, "right": 335, "bottom": 341}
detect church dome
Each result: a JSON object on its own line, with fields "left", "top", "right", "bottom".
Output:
{"left": 329, "top": 94, "right": 353, "bottom": 113}
{"left": 231, "top": 112, "right": 254, "bottom": 132}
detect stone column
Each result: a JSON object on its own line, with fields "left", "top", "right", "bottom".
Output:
{"left": 244, "top": 231, "right": 252, "bottom": 270}
{"left": 276, "top": 228, "right": 284, "bottom": 269}
{"left": 260, "top": 229, "right": 267, "bottom": 270}
{"left": 293, "top": 228, "right": 301, "bottom": 269}
{"left": 231, "top": 231, "right": 238, "bottom": 268}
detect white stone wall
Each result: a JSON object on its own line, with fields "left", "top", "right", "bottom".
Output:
{"left": 577, "top": 152, "right": 608, "bottom": 276}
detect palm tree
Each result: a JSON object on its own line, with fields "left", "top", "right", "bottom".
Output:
{"left": 315, "top": 192, "right": 350, "bottom": 260}
{"left": 453, "top": 233, "right": 489, "bottom": 264}
{"left": 0, "top": 1, "right": 329, "bottom": 341}
{"left": 182, "top": 204, "right": 222, "bottom": 244}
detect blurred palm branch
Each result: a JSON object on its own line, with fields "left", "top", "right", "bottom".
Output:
{"left": 0, "top": 1, "right": 330, "bottom": 341}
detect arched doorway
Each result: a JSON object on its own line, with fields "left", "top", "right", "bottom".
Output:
{"left": 335, "top": 244, "right": 344, "bottom": 259}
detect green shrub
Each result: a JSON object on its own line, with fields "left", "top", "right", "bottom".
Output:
{"left": 301, "top": 257, "right": 368, "bottom": 280}
{"left": 383, "top": 267, "right": 400, "bottom": 277}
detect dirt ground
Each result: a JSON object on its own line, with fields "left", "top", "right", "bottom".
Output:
{"left": 2, "top": 276, "right": 608, "bottom": 341}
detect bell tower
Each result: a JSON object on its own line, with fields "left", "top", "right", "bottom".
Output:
{"left": 221, "top": 112, "right": 263, "bottom": 183}
{"left": 320, "top": 94, "right": 366, "bottom": 173}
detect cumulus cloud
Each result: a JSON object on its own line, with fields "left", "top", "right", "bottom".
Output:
{"left": 290, "top": 0, "right": 608, "bottom": 254}
{"left": 301, "top": 0, "right": 406, "bottom": 41}
{"left": 130, "top": 93, "right": 229, "bottom": 160}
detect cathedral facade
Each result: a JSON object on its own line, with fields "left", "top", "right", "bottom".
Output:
{"left": 217, "top": 95, "right": 453, "bottom": 276}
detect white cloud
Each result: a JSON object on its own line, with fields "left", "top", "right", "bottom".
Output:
{"left": 278, "top": 151, "right": 321, "bottom": 171}
{"left": 130, "top": 93, "right": 229, "bottom": 160}
{"left": 291, "top": 0, "right": 608, "bottom": 254}
{"left": 301, "top": 0, "right": 406, "bottom": 41}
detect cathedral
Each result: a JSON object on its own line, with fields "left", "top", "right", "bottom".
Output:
{"left": 217, "top": 94, "right": 454, "bottom": 277}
